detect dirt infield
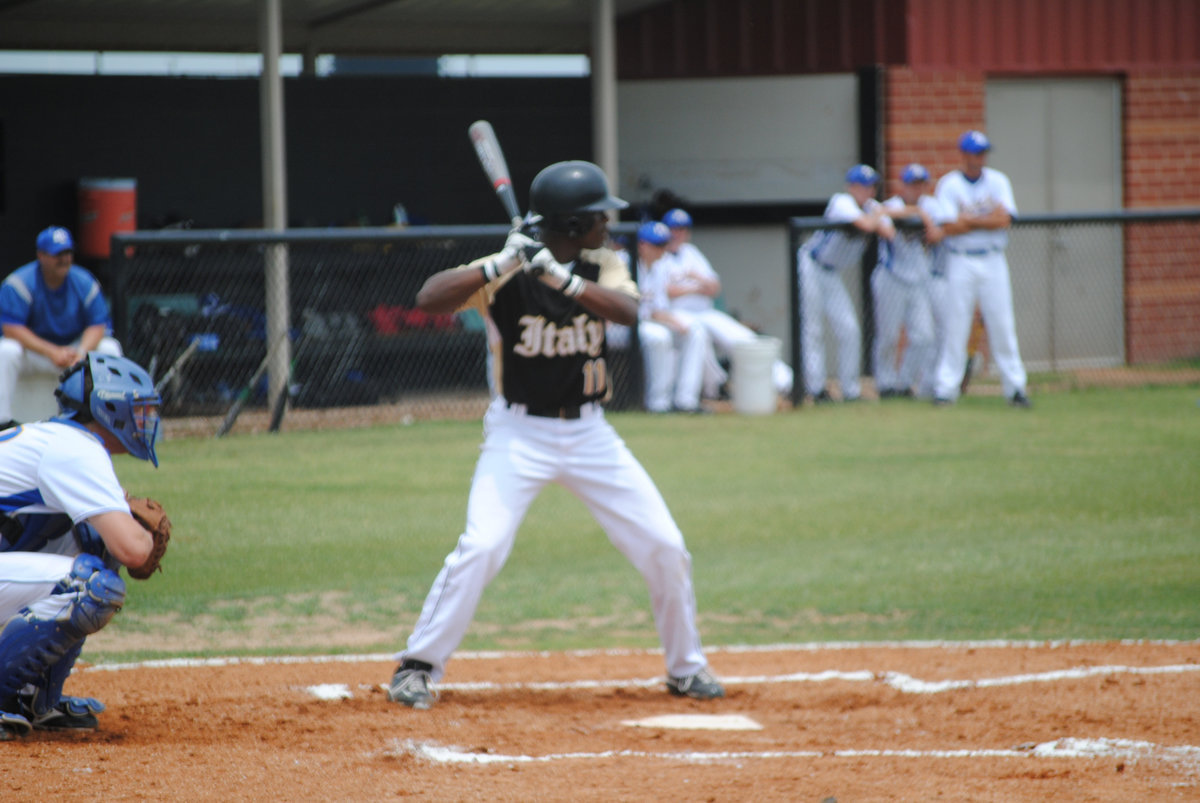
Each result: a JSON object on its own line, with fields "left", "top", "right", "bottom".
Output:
{"left": 7, "top": 642, "right": 1198, "bottom": 801}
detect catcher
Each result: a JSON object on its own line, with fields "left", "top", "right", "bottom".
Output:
{"left": 0, "top": 352, "right": 171, "bottom": 740}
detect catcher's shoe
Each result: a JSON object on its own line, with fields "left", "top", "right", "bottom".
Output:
{"left": 666, "top": 667, "right": 725, "bottom": 700}
{"left": 0, "top": 710, "right": 32, "bottom": 740}
{"left": 21, "top": 694, "right": 104, "bottom": 732}
{"left": 387, "top": 660, "right": 438, "bottom": 710}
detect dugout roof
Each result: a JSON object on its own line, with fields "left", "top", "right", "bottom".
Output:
{"left": 0, "top": 0, "right": 666, "bottom": 57}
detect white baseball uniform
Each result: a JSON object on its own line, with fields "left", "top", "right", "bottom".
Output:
{"left": 797, "top": 193, "right": 881, "bottom": 399}
{"left": 619, "top": 250, "right": 710, "bottom": 413}
{"left": 0, "top": 421, "right": 129, "bottom": 621}
{"left": 932, "top": 167, "right": 1028, "bottom": 401}
{"left": 871, "top": 194, "right": 947, "bottom": 397}
{"left": 664, "top": 243, "right": 793, "bottom": 396}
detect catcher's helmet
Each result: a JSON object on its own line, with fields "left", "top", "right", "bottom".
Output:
{"left": 529, "top": 161, "right": 627, "bottom": 236}
{"left": 56, "top": 353, "right": 162, "bottom": 466}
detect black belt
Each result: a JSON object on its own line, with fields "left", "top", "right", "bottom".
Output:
{"left": 511, "top": 402, "right": 583, "bottom": 419}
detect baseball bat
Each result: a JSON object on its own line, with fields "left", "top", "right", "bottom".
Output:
{"left": 215, "top": 340, "right": 280, "bottom": 438}
{"left": 153, "top": 338, "right": 201, "bottom": 394}
{"left": 468, "top": 120, "right": 522, "bottom": 226}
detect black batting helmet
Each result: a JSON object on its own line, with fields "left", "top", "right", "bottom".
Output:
{"left": 529, "top": 161, "right": 627, "bottom": 236}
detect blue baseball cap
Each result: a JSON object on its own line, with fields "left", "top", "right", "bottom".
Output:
{"left": 901, "top": 163, "right": 930, "bottom": 184}
{"left": 662, "top": 208, "right": 692, "bottom": 228}
{"left": 845, "top": 164, "right": 879, "bottom": 185}
{"left": 959, "top": 130, "right": 992, "bottom": 154}
{"left": 36, "top": 226, "right": 75, "bottom": 255}
{"left": 637, "top": 221, "right": 671, "bottom": 246}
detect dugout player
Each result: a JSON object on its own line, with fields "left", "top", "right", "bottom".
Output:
{"left": 871, "top": 164, "right": 947, "bottom": 399}
{"left": 931, "top": 131, "right": 1030, "bottom": 407}
{"left": 387, "top": 161, "right": 724, "bottom": 709}
{"left": 797, "top": 165, "right": 895, "bottom": 402}
{"left": 0, "top": 353, "right": 162, "bottom": 739}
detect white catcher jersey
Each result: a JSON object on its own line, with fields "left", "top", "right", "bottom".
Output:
{"left": 936, "top": 166, "right": 1017, "bottom": 252}
{"left": 878, "top": 194, "right": 950, "bottom": 284}
{"left": 0, "top": 421, "right": 128, "bottom": 533}
{"left": 802, "top": 192, "right": 884, "bottom": 271}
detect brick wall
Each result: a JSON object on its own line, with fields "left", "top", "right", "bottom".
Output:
{"left": 1125, "top": 69, "right": 1200, "bottom": 362}
{"left": 884, "top": 66, "right": 1200, "bottom": 365}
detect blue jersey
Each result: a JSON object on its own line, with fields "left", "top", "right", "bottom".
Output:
{"left": 0, "top": 262, "right": 112, "bottom": 345}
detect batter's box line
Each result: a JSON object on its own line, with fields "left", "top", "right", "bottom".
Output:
{"left": 388, "top": 737, "right": 1200, "bottom": 768}
{"left": 430, "top": 663, "right": 1200, "bottom": 695}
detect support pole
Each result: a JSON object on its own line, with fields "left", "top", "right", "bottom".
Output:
{"left": 260, "top": 0, "right": 291, "bottom": 418}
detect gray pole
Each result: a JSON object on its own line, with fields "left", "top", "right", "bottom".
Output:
{"left": 260, "top": 0, "right": 291, "bottom": 418}
{"left": 591, "top": 0, "right": 619, "bottom": 194}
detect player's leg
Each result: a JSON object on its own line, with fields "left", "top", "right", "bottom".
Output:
{"left": 978, "top": 254, "right": 1028, "bottom": 400}
{"left": 898, "top": 282, "right": 936, "bottom": 394}
{"left": 798, "top": 256, "right": 828, "bottom": 397}
{"left": 558, "top": 417, "right": 715, "bottom": 690}
{"left": 870, "top": 268, "right": 904, "bottom": 394}
{"left": 671, "top": 321, "right": 709, "bottom": 412}
{"left": 932, "top": 257, "right": 977, "bottom": 402}
{"left": 0, "top": 553, "right": 125, "bottom": 737}
{"left": 94, "top": 336, "right": 123, "bottom": 357}
{"left": 638, "top": 321, "right": 675, "bottom": 413}
{"left": 822, "top": 271, "right": 863, "bottom": 400}
{"left": 396, "top": 399, "right": 550, "bottom": 687}
{"left": 0, "top": 339, "right": 22, "bottom": 424}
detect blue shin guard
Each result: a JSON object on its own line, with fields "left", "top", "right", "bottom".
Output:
{"left": 0, "top": 554, "right": 125, "bottom": 718}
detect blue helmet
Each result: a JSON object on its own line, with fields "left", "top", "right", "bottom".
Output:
{"left": 56, "top": 353, "right": 162, "bottom": 466}
{"left": 901, "top": 163, "right": 930, "bottom": 184}
{"left": 637, "top": 221, "right": 670, "bottom": 246}
{"left": 662, "top": 208, "right": 692, "bottom": 228}
{"left": 959, "top": 130, "right": 992, "bottom": 154}
{"left": 845, "top": 164, "right": 879, "bottom": 185}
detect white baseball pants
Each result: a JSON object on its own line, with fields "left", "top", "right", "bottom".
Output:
{"left": 798, "top": 253, "right": 862, "bottom": 398}
{"left": 0, "top": 336, "right": 122, "bottom": 421}
{"left": 399, "top": 397, "right": 710, "bottom": 681}
{"left": 871, "top": 268, "right": 935, "bottom": 395}
{"left": 640, "top": 320, "right": 709, "bottom": 412}
{"left": 932, "top": 250, "right": 1027, "bottom": 401}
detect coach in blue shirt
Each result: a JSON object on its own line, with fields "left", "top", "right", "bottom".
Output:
{"left": 0, "top": 226, "right": 123, "bottom": 428}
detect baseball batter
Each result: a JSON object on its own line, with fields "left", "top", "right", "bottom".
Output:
{"left": 797, "top": 165, "right": 895, "bottom": 402}
{"left": 872, "top": 164, "right": 947, "bottom": 399}
{"left": 387, "top": 161, "right": 724, "bottom": 709}
{"left": 932, "top": 131, "right": 1031, "bottom": 407}
{"left": 0, "top": 353, "right": 163, "bottom": 739}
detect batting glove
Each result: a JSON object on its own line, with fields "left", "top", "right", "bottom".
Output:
{"left": 483, "top": 228, "right": 542, "bottom": 282}
{"left": 526, "top": 248, "right": 585, "bottom": 298}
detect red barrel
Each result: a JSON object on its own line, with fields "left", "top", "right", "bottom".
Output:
{"left": 78, "top": 178, "right": 137, "bottom": 259}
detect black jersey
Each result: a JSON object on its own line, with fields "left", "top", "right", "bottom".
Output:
{"left": 461, "top": 247, "right": 637, "bottom": 410}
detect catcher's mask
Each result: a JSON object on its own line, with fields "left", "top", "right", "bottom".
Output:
{"left": 56, "top": 353, "right": 162, "bottom": 467}
{"left": 529, "top": 160, "right": 628, "bottom": 238}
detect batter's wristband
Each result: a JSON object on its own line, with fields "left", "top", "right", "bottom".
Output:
{"left": 481, "top": 259, "right": 501, "bottom": 283}
{"left": 561, "top": 274, "right": 585, "bottom": 298}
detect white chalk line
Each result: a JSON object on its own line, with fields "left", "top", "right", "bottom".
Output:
{"left": 84, "top": 638, "right": 1200, "bottom": 672}
{"left": 388, "top": 737, "right": 1200, "bottom": 769}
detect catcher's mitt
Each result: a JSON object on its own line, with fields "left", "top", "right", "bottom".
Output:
{"left": 125, "top": 492, "right": 172, "bottom": 580}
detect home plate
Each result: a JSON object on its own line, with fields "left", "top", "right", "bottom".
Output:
{"left": 621, "top": 714, "right": 763, "bottom": 731}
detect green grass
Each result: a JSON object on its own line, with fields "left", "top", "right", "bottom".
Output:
{"left": 103, "top": 384, "right": 1200, "bottom": 662}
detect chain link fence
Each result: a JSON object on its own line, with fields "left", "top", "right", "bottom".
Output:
{"left": 787, "top": 209, "right": 1200, "bottom": 404}
{"left": 110, "top": 224, "right": 644, "bottom": 429}
{"left": 107, "top": 211, "right": 1197, "bottom": 431}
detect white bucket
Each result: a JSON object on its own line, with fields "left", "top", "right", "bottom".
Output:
{"left": 731, "top": 336, "right": 780, "bottom": 415}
